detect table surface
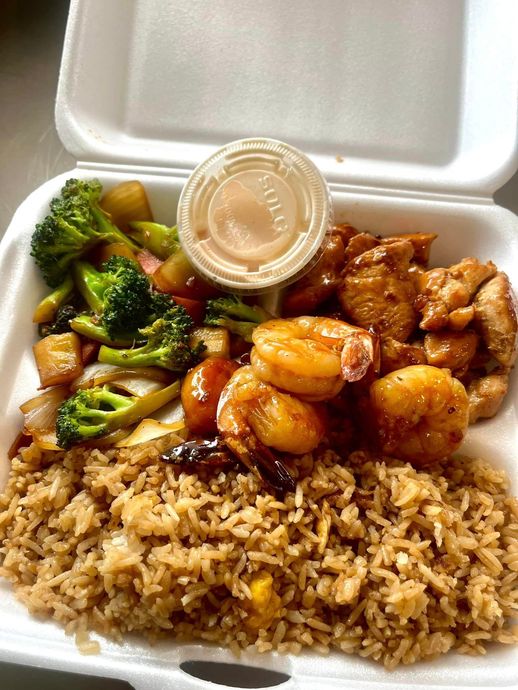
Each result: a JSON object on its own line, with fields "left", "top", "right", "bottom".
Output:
{"left": 0, "top": 1, "right": 517, "bottom": 688}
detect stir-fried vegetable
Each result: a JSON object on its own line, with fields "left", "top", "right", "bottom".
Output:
{"left": 31, "top": 178, "right": 140, "bottom": 287}
{"left": 204, "top": 295, "right": 271, "bottom": 342}
{"left": 152, "top": 246, "right": 216, "bottom": 298}
{"left": 32, "top": 275, "right": 75, "bottom": 324}
{"left": 128, "top": 222, "right": 179, "bottom": 260}
{"left": 20, "top": 386, "right": 69, "bottom": 450}
{"left": 73, "top": 256, "right": 153, "bottom": 339}
{"left": 24, "top": 177, "right": 280, "bottom": 474}
{"left": 98, "top": 304, "right": 204, "bottom": 372}
{"left": 33, "top": 332, "right": 83, "bottom": 388}
{"left": 114, "top": 419, "right": 186, "bottom": 447}
{"left": 38, "top": 304, "right": 81, "bottom": 338}
{"left": 100, "top": 180, "right": 153, "bottom": 230}
{"left": 56, "top": 380, "right": 181, "bottom": 449}
{"left": 72, "top": 362, "right": 171, "bottom": 391}
{"left": 190, "top": 326, "right": 230, "bottom": 359}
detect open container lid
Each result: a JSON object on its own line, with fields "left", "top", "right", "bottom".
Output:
{"left": 57, "top": 0, "right": 518, "bottom": 197}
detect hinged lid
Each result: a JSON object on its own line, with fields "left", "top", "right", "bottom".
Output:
{"left": 56, "top": 0, "right": 518, "bottom": 196}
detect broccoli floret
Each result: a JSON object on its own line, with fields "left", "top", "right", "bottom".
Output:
{"left": 31, "top": 178, "right": 141, "bottom": 287}
{"left": 56, "top": 380, "right": 180, "bottom": 449}
{"left": 69, "top": 314, "right": 141, "bottom": 346}
{"left": 128, "top": 221, "right": 179, "bottom": 259}
{"left": 149, "top": 290, "right": 176, "bottom": 319}
{"left": 98, "top": 304, "right": 204, "bottom": 371}
{"left": 73, "top": 256, "right": 153, "bottom": 339}
{"left": 204, "top": 295, "right": 271, "bottom": 342}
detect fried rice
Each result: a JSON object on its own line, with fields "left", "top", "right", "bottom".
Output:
{"left": 0, "top": 438, "right": 517, "bottom": 668}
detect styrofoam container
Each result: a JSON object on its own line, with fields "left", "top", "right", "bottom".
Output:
{"left": 0, "top": 1, "right": 517, "bottom": 689}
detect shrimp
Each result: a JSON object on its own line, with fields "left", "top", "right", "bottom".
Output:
{"left": 250, "top": 316, "right": 377, "bottom": 401}
{"left": 216, "top": 366, "right": 326, "bottom": 492}
{"left": 370, "top": 365, "right": 469, "bottom": 466}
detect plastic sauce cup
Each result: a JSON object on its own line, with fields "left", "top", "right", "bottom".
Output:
{"left": 177, "top": 138, "right": 333, "bottom": 294}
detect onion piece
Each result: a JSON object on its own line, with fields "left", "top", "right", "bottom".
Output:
{"left": 33, "top": 436, "right": 61, "bottom": 451}
{"left": 72, "top": 362, "right": 171, "bottom": 391}
{"left": 109, "top": 376, "right": 164, "bottom": 398}
{"left": 81, "top": 427, "right": 134, "bottom": 448}
{"left": 8, "top": 432, "right": 33, "bottom": 460}
{"left": 20, "top": 386, "right": 69, "bottom": 449}
{"left": 100, "top": 180, "right": 153, "bottom": 231}
{"left": 150, "top": 398, "right": 185, "bottom": 424}
{"left": 115, "top": 419, "right": 186, "bottom": 448}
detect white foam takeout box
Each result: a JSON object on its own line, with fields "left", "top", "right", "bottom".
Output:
{"left": 0, "top": 1, "right": 517, "bottom": 689}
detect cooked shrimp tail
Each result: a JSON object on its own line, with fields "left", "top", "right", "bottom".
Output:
{"left": 341, "top": 328, "right": 379, "bottom": 382}
{"left": 225, "top": 433, "right": 296, "bottom": 494}
{"left": 161, "top": 437, "right": 235, "bottom": 470}
{"left": 217, "top": 366, "right": 324, "bottom": 493}
{"left": 252, "top": 316, "right": 377, "bottom": 400}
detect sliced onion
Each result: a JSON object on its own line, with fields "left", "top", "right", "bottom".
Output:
{"left": 81, "top": 427, "right": 134, "bottom": 448}
{"left": 8, "top": 432, "right": 33, "bottom": 459}
{"left": 20, "top": 386, "right": 69, "bottom": 449}
{"left": 109, "top": 376, "right": 165, "bottom": 397}
{"left": 150, "top": 398, "right": 185, "bottom": 424}
{"left": 72, "top": 362, "right": 171, "bottom": 391}
{"left": 33, "top": 435, "right": 61, "bottom": 451}
{"left": 114, "top": 419, "right": 186, "bottom": 448}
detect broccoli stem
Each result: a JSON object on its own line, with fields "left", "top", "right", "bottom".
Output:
{"left": 128, "top": 221, "right": 179, "bottom": 259}
{"left": 70, "top": 314, "right": 141, "bottom": 346}
{"left": 219, "top": 318, "right": 256, "bottom": 343}
{"left": 225, "top": 301, "right": 271, "bottom": 324}
{"left": 98, "top": 345, "right": 160, "bottom": 369}
{"left": 91, "top": 206, "right": 141, "bottom": 252}
{"left": 106, "top": 380, "right": 181, "bottom": 428}
{"left": 56, "top": 380, "right": 181, "bottom": 448}
{"left": 204, "top": 295, "right": 271, "bottom": 342}
{"left": 73, "top": 262, "right": 107, "bottom": 313}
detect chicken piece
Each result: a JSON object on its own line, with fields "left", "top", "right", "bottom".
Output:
{"left": 380, "top": 337, "right": 426, "bottom": 375}
{"left": 339, "top": 240, "right": 418, "bottom": 341}
{"left": 423, "top": 330, "right": 479, "bottom": 372}
{"left": 343, "top": 232, "right": 380, "bottom": 265}
{"left": 473, "top": 272, "right": 518, "bottom": 367}
{"left": 451, "top": 257, "right": 497, "bottom": 296}
{"left": 469, "top": 345, "right": 492, "bottom": 370}
{"left": 467, "top": 371, "right": 509, "bottom": 424}
{"left": 408, "top": 263, "right": 426, "bottom": 290}
{"left": 415, "top": 257, "right": 496, "bottom": 331}
{"left": 332, "top": 223, "right": 359, "bottom": 245}
{"left": 447, "top": 305, "right": 475, "bottom": 331}
{"left": 282, "top": 233, "right": 345, "bottom": 316}
{"left": 382, "top": 232, "right": 437, "bottom": 265}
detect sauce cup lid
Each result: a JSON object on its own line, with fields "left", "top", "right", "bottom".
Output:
{"left": 177, "top": 138, "right": 333, "bottom": 293}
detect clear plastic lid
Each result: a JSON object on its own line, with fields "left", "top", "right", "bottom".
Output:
{"left": 177, "top": 138, "right": 332, "bottom": 293}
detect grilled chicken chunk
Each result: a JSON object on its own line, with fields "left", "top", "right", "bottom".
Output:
{"left": 473, "top": 272, "right": 518, "bottom": 368}
{"left": 415, "top": 257, "right": 496, "bottom": 331}
{"left": 467, "top": 371, "right": 509, "bottom": 424}
{"left": 283, "top": 233, "right": 346, "bottom": 317}
{"left": 381, "top": 232, "right": 437, "bottom": 265}
{"left": 423, "top": 330, "right": 479, "bottom": 373}
{"left": 380, "top": 337, "right": 426, "bottom": 375}
{"left": 339, "top": 240, "right": 417, "bottom": 341}
{"left": 343, "top": 232, "right": 380, "bottom": 265}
